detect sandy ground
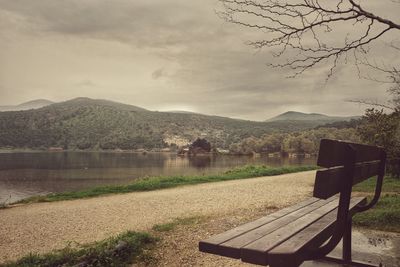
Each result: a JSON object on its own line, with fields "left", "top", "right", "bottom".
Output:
{"left": 0, "top": 171, "right": 316, "bottom": 263}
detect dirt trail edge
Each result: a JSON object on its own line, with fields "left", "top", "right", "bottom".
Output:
{"left": 0, "top": 171, "right": 316, "bottom": 263}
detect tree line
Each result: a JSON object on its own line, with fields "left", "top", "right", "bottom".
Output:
{"left": 228, "top": 127, "right": 360, "bottom": 155}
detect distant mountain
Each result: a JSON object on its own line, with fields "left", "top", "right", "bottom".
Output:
{"left": 48, "top": 97, "right": 148, "bottom": 112}
{"left": 0, "top": 99, "right": 54, "bottom": 112}
{"left": 0, "top": 98, "right": 357, "bottom": 150}
{"left": 267, "top": 111, "right": 359, "bottom": 122}
{"left": 165, "top": 110, "right": 198, "bottom": 114}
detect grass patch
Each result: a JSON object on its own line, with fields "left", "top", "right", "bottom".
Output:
{"left": 353, "top": 194, "right": 400, "bottom": 233}
{"left": 353, "top": 176, "right": 400, "bottom": 232}
{"left": 0, "top": 203, "right": 9, "bottom": 210}
{"left": 0, "top": 231, "right": 157, "bottom": 267}
{"left": 152, "top": 222, "right": 176, "bottom": 232}
{"left": 16, "top": 165, "right": 317, "bottom": 204}
{"left": 353, "top": 176, "right": 400, "bottom": 193}
{"left": 152, "top": 216, "right": 205, "bottom": 232}
{"left": 0, "top": 195, "right": 12, "bottom": 209}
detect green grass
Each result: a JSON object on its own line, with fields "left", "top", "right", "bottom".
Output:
{"left": 15, "top": 165, "right": 317, "bottom": 204}
{"left": 353, "top": 176, "right": 400, "bottom": 193}
{"left": 353, "top": 176, "right": 400, "bottom": 232}
{"left": 353, "top": 194, "right": 400, "bottom": 232}
{"left": 0, "top": 231, "right": 157, "bottom": 267}
{"left": 152, "top": 216, "right": 205, "bottom": 232}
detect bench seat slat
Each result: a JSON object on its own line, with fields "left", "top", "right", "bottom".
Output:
{"left": 268, "top": 196, "right": 366, "bottom": 267}
{"left": 198, "top": 197, "right": 320, "bottom": 257}
{"left": 217, "top": 196, "right": 338, "bottom": 257}
{"left": 240, "top": 197, "right": 366, "bottom": 266}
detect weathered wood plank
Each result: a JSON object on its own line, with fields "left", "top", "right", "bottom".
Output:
{"left": 313, "top": 160, "right": 381, "bottom": 199}
{"left": 317, "top": 139, "right": 384, "bottom": 168}
{"left": 240, "top": 198, "right": 343, "bottom": 265}
{"left": 199, "top": 197, "right": 320, "bottom": 258}
{"left": 216, "top": 197, "right": 338, "bottom": 258}
{"left": 268, "top": 197, "right": 367, "bottom": 267}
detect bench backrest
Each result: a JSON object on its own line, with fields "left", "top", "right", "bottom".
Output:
{"left": 313, "top": 139, "right": 386, "bottom": 199}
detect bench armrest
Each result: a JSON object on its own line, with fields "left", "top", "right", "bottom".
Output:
{"left": 356, "top": 150, "right": 387, "bottom": 212}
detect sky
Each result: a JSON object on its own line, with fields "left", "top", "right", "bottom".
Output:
{"left": 0, "top": 0, "right": 399, "bottom": 121}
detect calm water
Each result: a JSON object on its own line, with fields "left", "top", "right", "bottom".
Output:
{"left": 0, "top": 151, "right": 316, "bottom": 203}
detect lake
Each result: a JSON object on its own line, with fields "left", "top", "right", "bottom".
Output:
{"left": 0, "top": 151, "right": 316, "bottom": 203}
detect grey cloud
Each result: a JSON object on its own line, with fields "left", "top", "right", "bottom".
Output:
{"left": 0, "top": 0, "right": 397, "bottom": 120}
{"left": 152, "top": 68, "right": 165, "bottom": 79}
{"left": 0, "top": 0, "right": 225, "bottom": 48}
{"left": 74, "top": 79, "right": 98, "bottom": 87}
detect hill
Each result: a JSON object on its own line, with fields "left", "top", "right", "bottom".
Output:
{"left": 165, "top": 110, "right": 198, "bottom": 114}
{"left": 0, "top": 99, "right": 54, "bottom": 111}
{"left": 267, "top": 111, "right": 359, "bottom": 123}
{"left": 0, "top": 98, "right": 356, "bottom": 150}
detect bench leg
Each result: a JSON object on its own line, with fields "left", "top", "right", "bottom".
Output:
{"left": 343, "top": 218, "right": 352, "bottom": 262}
{"left": 322, "top": 219, "right": 383, "bottom": 267}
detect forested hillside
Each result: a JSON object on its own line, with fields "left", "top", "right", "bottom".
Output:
{"left": 0, "top": 97, "right": 358, "bottom": 150}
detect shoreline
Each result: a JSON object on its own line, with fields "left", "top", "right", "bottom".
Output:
{"left": 9, "top": 165, "right": 318, "bottom": 205}
{"left": 0, "top": 147, "right": 318, "bottom": 157}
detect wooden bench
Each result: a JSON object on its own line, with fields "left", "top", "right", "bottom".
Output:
{"left": 199, "top": 139, "right": 387, "bottom": 267}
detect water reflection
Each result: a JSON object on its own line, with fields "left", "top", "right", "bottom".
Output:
{"left": 188, "top": 155, "right": 212, "bottom": 169}
{"left": 0, "top": 152, "right": 316, "bottom": 203}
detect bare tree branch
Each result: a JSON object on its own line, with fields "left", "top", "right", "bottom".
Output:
{"left": 218, "top": 0, "right": 400, "bottom": 80}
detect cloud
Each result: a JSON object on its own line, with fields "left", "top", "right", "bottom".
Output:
{"left": 152, "top": 68, "right": 165, "bottom": 80}
{"left": 74, "top": 79, "right": 98, "bottom": 87}
{"left": 0, "top": 0, "right": 223, "bottom": 48}
{"left": 0, "top": 0, "right": 397, "bottom": 120}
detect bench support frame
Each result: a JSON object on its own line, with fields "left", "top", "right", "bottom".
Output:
{"left": 305, "top": 143, "right": 387, "bottom": 266}
{"left": 343, "top": 217, "right": 352, "bottom": 263}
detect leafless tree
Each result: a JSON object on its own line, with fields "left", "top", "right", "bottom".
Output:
{"left": 218, "top": 0, "right": 400, "bottom": 81}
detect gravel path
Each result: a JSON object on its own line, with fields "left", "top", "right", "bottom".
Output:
{"left": 0, "top": 171, "right": 316, "bottom": 263}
